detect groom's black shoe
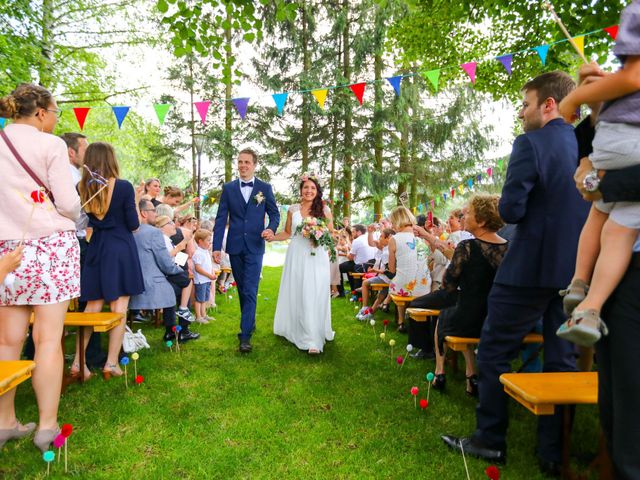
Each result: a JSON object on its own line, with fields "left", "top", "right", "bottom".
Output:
{"left": 239, "top": 341, "right": 253, "bottom": 353}
{"left": 441, "top": 435, "right": 506, "bottom": 464}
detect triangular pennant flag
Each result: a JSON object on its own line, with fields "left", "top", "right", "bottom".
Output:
{"left": 460, "top": 62, "right": 477, "bottom": 84}
{"left": 496, "top": 54, "right": 513, "bottom": 75}
{"left": 450, "top": 188, "right": 455, "bottom": 199}
{"left": 487, "top": 167, "right": 493, "bottom": 177}
{"left": 443, "top": 193, "right": 447, "bottom": 202}
{"left": 0, "top": 118, "right": 5, "bottom": 129}
{"left": 111, "top": 106, "right": 130, "bottom": 129}
{"left": 534, "top": 45, "right": 550, "bottom": 65}
{"left": 311, "top": 89, "right": 328, "bottom": 109}
{"left": 458, "top": 185, "right": 464, "bottom": 194}
{"left": 232, "top": 97, "right": 250, "bottom": 120}
{"left": 604, "top": 25, "right": 619, "bottom": 41}
{"left": 572, "top": 36, "right": 585, "bottom": 58}
{"left": 272, "top": 93, "right": 288, "bottom": 115}
{"left": 476, "top": 174, "right": 482, "bottom": 183}
{"left": 427, "top": 211, "right": 433, "bottom": 225}
{"left": 417, "top": 204, "right": 423, "bottom": 213}
{"left": 467, "top": 179, "right": 473, "bottom": 189}
{"left": 153, "top": 104, "right": 171, "bottom": 125}
{"left": 386, "top": 76, "right": 402, "bottom": 96}
{"left": 498, "top": 159, "right": 504, "bottom": 170}
{"left": 194, "top": 101, "right": 211, "bottom": 124}
{"left": 73, "top": 107, "right": 91, "bottom": 131}
{"left": 349, "top": 82, "right": 366, "bottom": 105}
{"left": 435, "top": 196, "right": 440, "bottom": 206}
{"left": 430, "top": 199, "right": 435, "bottom": 209}
{"left": 424, "top": 69, "right": 441, "bottom": 92}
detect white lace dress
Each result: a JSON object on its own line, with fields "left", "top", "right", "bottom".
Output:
{"left": 273, "top": 205, "right": 335, "bottom": 352}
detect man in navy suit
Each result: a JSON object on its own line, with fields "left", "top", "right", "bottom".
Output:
{"left": 442, "top": 71, "right": 590, "bottom": 475}
{"left": 213, "top": 149, "right": 280, "bottom": 353}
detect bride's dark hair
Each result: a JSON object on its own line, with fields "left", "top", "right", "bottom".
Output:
{"left": 299, "top": 177, "right": 325, "bottom": 219}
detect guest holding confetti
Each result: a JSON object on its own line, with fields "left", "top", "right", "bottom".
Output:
{"left": 0, "top": 83, "right": 81, "bottom": 452}
{"left": 72, "top": 142, "right": 144, "bottom": 381}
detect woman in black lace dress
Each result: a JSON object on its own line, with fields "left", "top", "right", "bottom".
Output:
{"left": 431, "top": 195, "right": 508, "bottom": 396}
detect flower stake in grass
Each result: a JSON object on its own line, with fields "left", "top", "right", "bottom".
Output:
{"left": 379, "top": 332, "right": 386, "bottom": 344}
{"left": 460, "top": 438, "right": 471, "bottom": 480}
{"left": 396, "top": 355, "right": 404, "bottom": 366}
{"left": 60, "top": 423, "right": 73, "bottom": 472}
{"left": 369, "top": 319, "right": 376, "bottom": 337}
{"left": 131, "top": 352, "right": 139, "bottom": 377}
{"left": 389, "top": 339, "right": 396, "bottom": 359}
{"left": 410, "top": 386, "right": 419, "bottom": 408}
{"left": 43, "top": 450, "right": 54, "bottom": 476}
{"left": 53, "top": 434, "right": 65, "bottom": 463}
{"left": 383, "top": 319, "right": 389, "bottom": 334}
{"left": 425, "top": 372, "right": 435, "bottom": 405}
{"left": 419, "top": 398, "right": 428, "bottom": 410}
{"left": 485, "top": 465, "right": 500, "bottom": 480}
{"left": 166, "top": 340, "right": 173, "bottom": 352}
{"left": 120, "top": 356, "right": 129, "bottom": 388}
{"left": 401, "top": 344, "right": 413, "bottom": 369}
{"left": 135, "top": 375, "right": 144, "bottom": 385}
{"left": 175, "top": 325, "right": 182, "bottom": 353}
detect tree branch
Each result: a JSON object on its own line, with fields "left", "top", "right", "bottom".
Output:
{"left": 57, "top": 86, "right": 150, "bottom": 104}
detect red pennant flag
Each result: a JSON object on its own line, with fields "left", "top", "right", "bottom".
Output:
{"left": 73, "top": 108, "right": 91, "bottom": 131}
{"left": 349, "top": 83, "right": 366, "bottom": 105}
{"left": 450, "top": 188, "right": 455, "bottom": 199}
{"left": 604, "top": 25, "right": 619, "bottom": 41}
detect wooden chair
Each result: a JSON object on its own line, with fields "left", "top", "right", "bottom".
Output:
{"left": 0, "top": 361, "right": 35, "bottom": 397}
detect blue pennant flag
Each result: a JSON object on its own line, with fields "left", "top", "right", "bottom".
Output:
{"left": 0, "top": 118, "right": 5, "bottom": 129}
{"left": 112, "top": 106, "right": 130, "bottom": 129}
{"left": 467, "top": 179, "right": 473, "bottom": 189}
{"left": 272, "top": 93, "right": 288, "bottom": 115}
{"left": 534, "top": 45, "right": 550, "bottom": 65}
{"left": 443, "top": 193, "right": 448, "bottom": 202}
{"left": 476, "top": 174, "right": 482, "bottom": 182}
{"left": 386, "top": 76, "right": 402, "bottom": 96}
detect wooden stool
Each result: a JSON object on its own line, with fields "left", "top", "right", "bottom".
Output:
{"left": 406, "top": 308, "right": 440, "bottom": 322}
{"left": 390, "top": 294, "right": 415, "bottom": 324}
{"left": 0, "top": 361, "right": 35, "bottom": 397}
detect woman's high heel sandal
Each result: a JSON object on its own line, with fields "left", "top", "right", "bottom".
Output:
{"left": 432, "top": 373, "right": 446, "bottom": 391}
{"left": 0, "top": 422, "right": 36, "bottom": 449}
{"left": 102, "top": 363, "right": 123, "bottom": 381}
{"left": 466, "top": 374, "right": 479, "bottom": 397}
{"left": 69, "top": 362, "right": 92, "bottom": 381}
{"left": 34, "top": 427, "right": 60, "bottom": 453}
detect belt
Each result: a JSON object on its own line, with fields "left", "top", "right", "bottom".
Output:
{"left": 633, "top": 252, "right": 640, "bottom": 269}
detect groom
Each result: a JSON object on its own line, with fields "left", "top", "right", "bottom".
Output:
{"left": 213, "top": 149, "right": 280, "bottom": 353}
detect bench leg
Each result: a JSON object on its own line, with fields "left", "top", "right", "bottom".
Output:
{"left": 78, "top": 327, "right": 86, "bottom": 385}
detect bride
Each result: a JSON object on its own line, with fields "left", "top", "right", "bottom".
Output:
{"left": 271, "top": 174, "right": 335, "bottom": 354}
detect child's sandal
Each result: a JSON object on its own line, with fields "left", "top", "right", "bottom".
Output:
{"left": 556, "top": 308, "right": 608, "bottom": 347}
{"left": 559, "top": 279, "right": 589, "bottom": 316}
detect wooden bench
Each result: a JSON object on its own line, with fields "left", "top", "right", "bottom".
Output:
{"left": 444, "top": 333, "right": 544, "bottom": 352}
{"left": 369, "top": 283, "right": 388, "bottom": 292}
{"left": 390, "top": 294, "right": 415, "bottom": 324}
{"left": 406, "top": 308, "right": 440, "bottom": 322}
{"left": 0, "top": 361, "right": 35, "bottom": 396}
{"left": 500, "top": 372, "right": 607, "bottom": 479}
{"left": 221, "top": 267, "right": 232, "bottom": 274}
{"left": 31, "top": 312, "right": 124, "bottom": 386}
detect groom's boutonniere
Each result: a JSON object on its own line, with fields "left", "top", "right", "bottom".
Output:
{"left": 254, "top": 192, "right": 265, "bottom": 205}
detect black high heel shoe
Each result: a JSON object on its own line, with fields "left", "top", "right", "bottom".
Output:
{"left": 432, "top": 373, "right": 446, "bottom": 391}
{"left": 466, "top": 374, "right": 479, "bottom": 397}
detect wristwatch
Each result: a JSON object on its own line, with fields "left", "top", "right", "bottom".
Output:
{"left": 583, "top": 169, "right": 600, "bottom": 192}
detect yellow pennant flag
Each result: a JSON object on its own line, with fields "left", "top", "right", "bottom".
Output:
{"left": 311, "top": 89, "right": 329, "bottom": 109}
{"left": 572, "top": 35, "right": 585, "bottom": 58}
{"left": 458, "top": 184, "right": 464, "bottom": 194}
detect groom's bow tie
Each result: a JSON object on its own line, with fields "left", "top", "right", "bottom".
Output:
{"left": 241, "top": 181, "right": 254, "bottom": 188}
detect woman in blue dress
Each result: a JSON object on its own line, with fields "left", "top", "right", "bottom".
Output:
{"left": 71, "top": 142, "right": 144, "bottom": 380}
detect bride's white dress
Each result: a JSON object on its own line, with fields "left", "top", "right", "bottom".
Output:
{"left": 273, "top": 205, "right": 334, "bottom": 351}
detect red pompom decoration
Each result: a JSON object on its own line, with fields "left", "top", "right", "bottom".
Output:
{"left": 231, "top": 282, "right": 237, "bottom": 287}
{"left": 61, "top": 423, "right": 73, "bottom": 437}
{"left": 396, "top": 356, "right": 404, "bottom": 365}
{"left": 419, "top": 399, "right": 428, "bottom": 410}
{"left": 485, "top": 466, "right": 500, "bottom": 480}
{"left": 410, "top": 386, "right": 419, "bottom": 396}
{"left": 358, "top": 297, "right": 363, "bottom": 302}
{"left": 172, "top": 326, "right": 177, "bottom": 332}
{"left": 383, "top": 319, "right": 389, "bottom": 326}
{"left": 351, "top": 290, "right": 356, "bottom": 295}
{"left": 135, "top": 375, "right": 144, "bottom": 385}
{"left": 30, "top": 190, "right": 46, "bottom": 203}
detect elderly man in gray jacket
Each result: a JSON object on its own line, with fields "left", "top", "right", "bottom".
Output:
{"left": 130, "top": 199, "right": 199, "bottom": 343}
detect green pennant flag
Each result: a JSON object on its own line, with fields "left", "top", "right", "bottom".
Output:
{"left": 424, "top": 69, "right": 441, "bottom": 93}
{"left": 153, "top": 104, "right": 171, "bottom": 125}
{"left": 435, "top": 196, "right": 440, "bottom": 206}
{"left": 498, "top": 159, "right": 504, "bottom": 171}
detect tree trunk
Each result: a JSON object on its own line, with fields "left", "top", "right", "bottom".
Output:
{"left": 224, "top": 12, "right": 233, "bottom": 183}
{"left": 341, "top": 0, "right": 352, "bottom": 220}
{"left": 39, "top": 0, "right": 54, "bottom": 88}
{"left": 301, "top": 0, "right": 310, "bottom": 173}
{"left": 373, "top": 48, "right": 383, "bottom": 221}
{"left": 189, "top": 58, "right": 197, "bottom": 196}
{"left": 330, "top": 115, "right": 337, "bottom": 217}
{"left": 397, "top": 119, "right": 409, "bottom": 205}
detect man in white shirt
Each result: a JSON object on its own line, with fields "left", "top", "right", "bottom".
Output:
{"left": 339, "top": 224, "right": 377, "bottom": 293}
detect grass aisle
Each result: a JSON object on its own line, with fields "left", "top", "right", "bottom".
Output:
{"left": 5, "top": 266, "right": 599, "bottom": 479}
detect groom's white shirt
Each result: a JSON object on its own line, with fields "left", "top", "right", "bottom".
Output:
{"left": 239, "top": 176, "right": 255, "bottom": 203}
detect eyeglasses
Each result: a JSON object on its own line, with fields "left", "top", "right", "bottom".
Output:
{"left": 142, "top": 209, "right": 156, "bottom": 212}
{"left": 46, "top": 108, "right": 63, "bottom": 118}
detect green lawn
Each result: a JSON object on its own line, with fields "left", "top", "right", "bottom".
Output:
{"left": 4, "top": 266, "right": 600, "bottom": 479}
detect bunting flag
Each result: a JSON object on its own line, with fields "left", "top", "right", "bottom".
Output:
{"left": 458, "top": 184, "right": 464, "bottom": 194}
{"left": 535, "top": 45, "right": 550, "bottom": 65}
{"left": 498, "top": 159, "right": 504, "bottom": 170}
{"left": 467, "top": 179, "right": 473, "bottom": 189}
{"left": 386, "top": 76, "right": 402, "bottom": 96}
{"left": 476, "top": 174, "right": 482, "bottom": 183}
{"left": 73, "top": 107, "right": 91, "bottom": 131}
{"left": 443, "top": 193, "right": 447, "bottom": 202}
{"left": 496, "top": 54, "right": 513, "bottom": 75}
{"left": 311, "top": 89, "right": 328, "bottom": 109}
{"left": 194, "top": 101, "right": 211, "bottom": 124}
{"left": 427, "top": 211, "right": 433, "bottom": 225}
{"left": 112, "top": 106, "right": 130, "bottom": 129}
{"left": 349, "top": 82, "right": 366, "bottom": 105}
{"left": 430, "top": 199, "right": 435, "bottom": 209}
{"left": 424, "top": 69, "right": 441, "bottom": 92}
{"left": 604, "top": 25, "right": 619, "bottom": 41}
{"left": 450, "top": 188, "right": 455, "bottom": 199}
{"left": 460, "top": 62, "right": 477, "bottom": 84}
{"left": 435, "top": 196, "right": 440, "bottom": 206}
{"left": 0, "top": 118, "right": 5, "bottom": 129}
{"left": 487, "top": 167, "right": 493, "bottom": 177}
{"left": 272, "top": 93, "right": 288, "bottom": 115}
{"left": 153, "top": 103, "right": 171, "bottom": 125}
{"left": 232, "top": 97, "right": 250, "bottom": 120}
{"left": 573, "top": 35, "right": 585, "bottom": 58}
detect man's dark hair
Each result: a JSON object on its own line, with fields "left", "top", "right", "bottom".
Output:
{"left": 59, "top": 132, "right": 87, "bottom": 152}
{"left": 239, "top": 148, "right": 258, "bottom": 164}
{"left": 353, "top": 224, "right": 366, "bottom": 235}
{"left": 138, "top": 198, "right": 153, "bottom": 212}
{"left": 522, "top": 71, "right": 575, "bottom": 107}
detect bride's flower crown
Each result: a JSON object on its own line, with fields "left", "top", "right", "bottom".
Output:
{"left": 301, "top": 172, "right": 319, "bottom": 183}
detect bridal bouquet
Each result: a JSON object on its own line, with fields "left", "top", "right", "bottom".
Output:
{"left": 296, "top": 216, "right": 337, "bottom": 262}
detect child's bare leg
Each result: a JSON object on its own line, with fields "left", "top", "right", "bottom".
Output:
{"left": 371, "top": 293, "right": 383, "bottom": 312}
{"left": 577, "top": 219, "right": 638, "bottom": 313}
{"left": 361, "top": 281, "right": 370, "bottom": 307}
{"left": 573, "top": 206, "right": 609, "bottom": 283}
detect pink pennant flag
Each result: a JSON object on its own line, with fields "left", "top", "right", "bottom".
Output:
{"left": 194, "top": 101, "right": 211, "bottom": 125}
{"left": 430, "top": 199, "right": 435, "bottom": 209}
{"left": 487, "top": 167, "right": 493, "bottom": 177}
{"left": 349, "top": 83, "right": 366, "bottom": 105}
{"left": 460, "top": 62, "right": 477, "bottom": 85}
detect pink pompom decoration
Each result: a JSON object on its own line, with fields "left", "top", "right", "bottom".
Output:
{"left": 53, "top": 434, "right": 66, "bottom": 448}
{"left": 396, "top": 356, "right": 404, "bottom": 365}
{"left": 410, "top": 386, "right": 419, "bottom": 396}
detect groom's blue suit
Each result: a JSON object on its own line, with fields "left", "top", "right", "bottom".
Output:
{"left": 213, "top": 178, "right": 280, "bottom": 342}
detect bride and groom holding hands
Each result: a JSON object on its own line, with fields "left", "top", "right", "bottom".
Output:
{"left": 213, "top": 149, "right": 334, "bottom": 355}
